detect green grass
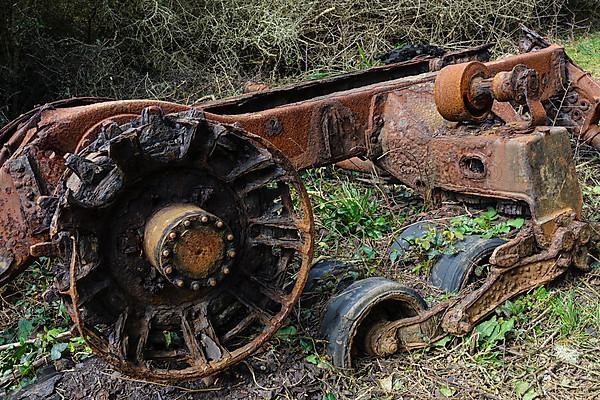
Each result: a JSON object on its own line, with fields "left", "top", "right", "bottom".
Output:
{"left": 1, "top": 32, "right": 600, "bottom": 399}
{"left": 564, "top": 33, "right": 600, "bottom": 78}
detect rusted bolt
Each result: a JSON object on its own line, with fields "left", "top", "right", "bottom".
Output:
{"left": 164, "top": 265, "right": 173, "bottom": 275}
{"left": 175, "top": 279, "right": 185, "bottom": 288}
{"left": 228, "top": 250, "right": 236, "bottom": 259}
{"left": 201, "top": 216, "right": 209, "bottom": 224}
{"left": 191, "top": 282, "right": 201, "bottom": 291}
{"left": 226, "top": 234, "right": 235, "bottom": 241}
{"left": 208, "top": 278, "right": 217, "bottom": 287}
{"left": 265, "top": 117, "right": 282, "bottom": 136}
{"left": 215, "top": 220, "right": 224, "bottom": 229}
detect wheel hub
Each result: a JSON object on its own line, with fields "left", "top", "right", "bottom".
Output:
{"left": 49, "top": 107, "right": 314, "bottom": 382}
{"left": 144, "top": 204, "right": 236, "bottom": 289}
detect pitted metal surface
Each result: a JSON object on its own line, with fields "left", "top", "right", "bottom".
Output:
{"left": 0, "top": 32, "right": 599, "bottom": 380}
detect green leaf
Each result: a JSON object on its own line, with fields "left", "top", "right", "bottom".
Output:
{"left": 483, "top": 208, "right": 497, "bottom": 220}
{"left": 433, "top": 335, "right": 453, "bottom": 347}
{"left": 439, "top": 385, "right": 456, "bottom": 397}
{"left": 514, "top": 380, "right": 530, "bottom": 396}
{"left": 476, "top": 316, "right": 498, "bottom": 338}
{"left": 275, "top": 325, "right": 297, "bottom": 341}
{"left": 17, "top": 319, "right": 34, "bottom": 343}
{"left": 305, "top": 354, "right": 319, "bottom": 365}
{"left": 50, "top": 342, "right": 68, "bottom": 361}
{"left": 322, "top": 392, "right": 336, "bottom": 400}
{"left": 508, "top": 218, "right": 525, "bottom": 229}
{"left": 299, "top": 338, "right": 314, "bottom": 353}
{"left": 523, "top": 391, "right": 539, "bottom": 400}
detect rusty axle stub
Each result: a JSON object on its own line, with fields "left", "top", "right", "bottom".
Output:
{"left": 144, "top": 204, "right": 237, "bottom": 290}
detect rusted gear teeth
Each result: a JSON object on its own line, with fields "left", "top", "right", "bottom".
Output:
{"left": 49, "top": 107, "right": 314, "bottom": 383}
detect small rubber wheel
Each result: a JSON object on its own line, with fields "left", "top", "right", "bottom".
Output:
{"left": 429, "top": 236, "right": 505, "bottom": 292}
{"left": 321, "top": 277, "right": 427, "bottom": 368}
{"left": 388, "top": 221, "right": 436, "bottom": 260}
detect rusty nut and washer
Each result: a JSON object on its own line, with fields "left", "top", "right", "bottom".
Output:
{"left": 144, "top": 204, "right": 237, "bottom": 290}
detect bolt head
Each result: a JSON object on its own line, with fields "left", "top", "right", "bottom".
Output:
{"left": 191, "top": 282, "right": 201, "bottom": 291}
{"left": 228, "top": 250, "right": 236, "bottom": 259}
{"left": 162, "top": 249, "right": 170, "bottom": 257}
{"left": 164, "top": 265, "right": 173, "bottom": 275}
{"left": 215, "top": 220, "right": 224, "bottom": 229}
{"left": 183, "top": 220, "right": 192, "bottom": 228}
{"left": 222, "top": 266, "right": 230, "bottom": 275}
{"left": 208, "top": 278, "right": 217, "bottom": 287}
{"left": 226, "top": 234, "right": 235, "bottom": 241}
{"left": 168, "top": 232, "right": 177, "bottom": 240}
{"left": 175, "top": 279, "right": 185, "bottom": 288}
{"left": 201, "top": 216, "right": 209, "bottom": 224}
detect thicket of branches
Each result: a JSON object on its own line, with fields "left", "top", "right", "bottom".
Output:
{"left": 1, "top": 0, "right": 598, "bottom": 124}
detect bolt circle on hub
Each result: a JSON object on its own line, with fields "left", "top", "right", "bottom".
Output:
{"left": 49, "top": 107, "right": 314, "bottom": 382}
{"left": 144, "top": 204, "right": 237, "bottom": 289}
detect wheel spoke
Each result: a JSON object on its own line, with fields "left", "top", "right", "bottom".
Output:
{"left": 250, "top": 234, "right": 303, "bottom": 250}
{"left": 181, "top": 314, "right": 209, "bottom": 367}
{"left": 108, "top": 307, "right": 129, "bottom": 360}
{"left": 133, "top": 313, "right": 151, "bottom": 363}
{"left": 222, "top": 313, "right": 259, "bottom": 343}
{"left": 181, "top": 304, "right": 228, "bottom": 364}
{"left": 247, "top": 275, "right": 288, "bottom": 305}
{"left": 248, "top": 215, "right": 300, "bottom": 229}
{"left": 224, "top": 153, "right": 273, "bottom": 183}
{"left": 76, "top": 276, "right": 110, "bottom": 306}
{"left": 108, "top": 309, "right": 152, "bottom": 364}
{"left": 227, "top": 289, "right": 273, "bottom": 325}
{"left": 235, "top": 166, "right": 286, "bottom": 195}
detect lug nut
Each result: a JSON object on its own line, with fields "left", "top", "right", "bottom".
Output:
{"left": 226, "top": 234, "right": 235, "bottom": 241}
{"left": 228, "top": 250, "right": 236, "bottom": 259}
{"left": 168, "top": 232, "right": 177, "bottom": 240}
{"left": 191, "top": 282, "right": 201, "bottom": 291}
{"left": 162, "top": 249, "right": 170, "bottom": 257}
{"left": 201, "top": 216, "right": 209, "bottom": 224}
{"left": 183, "top": 219, "right": 192, "bottom": 228}
{"left": 208, "top": 278, "right": 217, "bottom": 287}
{"left": 215, "top": 220, "right": 224, "bottom": 229}
{"left": 222, "top": 266, "right": 231, "bottom": 275}
{"left": 175, "top": 279, "right": 185, "bottom": 288}
{"left": 164, "top": 265, "right": 173, "bottom": 275}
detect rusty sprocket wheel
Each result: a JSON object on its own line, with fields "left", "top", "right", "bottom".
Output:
{"left": 50, "top": 107, "right": 314, "bottom": 382}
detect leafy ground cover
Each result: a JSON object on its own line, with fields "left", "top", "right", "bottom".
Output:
{"left": 1, "top": 35, "right": 599, "bottom": 399}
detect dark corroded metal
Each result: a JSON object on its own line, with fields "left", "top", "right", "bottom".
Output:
{"left": 50, "top": 108, "right": 314, "bottom": 382}
{"left": 0, "top": 33, "right": 599, "bottom": 380}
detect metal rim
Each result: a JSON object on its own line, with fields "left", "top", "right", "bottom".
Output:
{"left": 51, "top": 107, "right": 314, "bottom": 382}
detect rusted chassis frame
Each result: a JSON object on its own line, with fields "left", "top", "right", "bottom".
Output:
{"left": 0, "top": 43, "right": 599, "bottom": 354}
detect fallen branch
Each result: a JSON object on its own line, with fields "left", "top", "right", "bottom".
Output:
{"left": 0, "top": 331, "right": 72, "bottom": 352}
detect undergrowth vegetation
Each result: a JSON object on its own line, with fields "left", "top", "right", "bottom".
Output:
{"left": 0, "top": 260, "right": 91, "bottom": 390}
{"left": 1, "top": 0, "right": 599, "bottom": 126}
{"left": 0, "top": 3, "right": 600, "bottom": 399}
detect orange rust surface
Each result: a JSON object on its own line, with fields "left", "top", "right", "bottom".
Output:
{"left": 0, "top": 100, "right": 188, "bottom": 284}
{"left": 1, "top": 43, "right": 599, "bottom": 288}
